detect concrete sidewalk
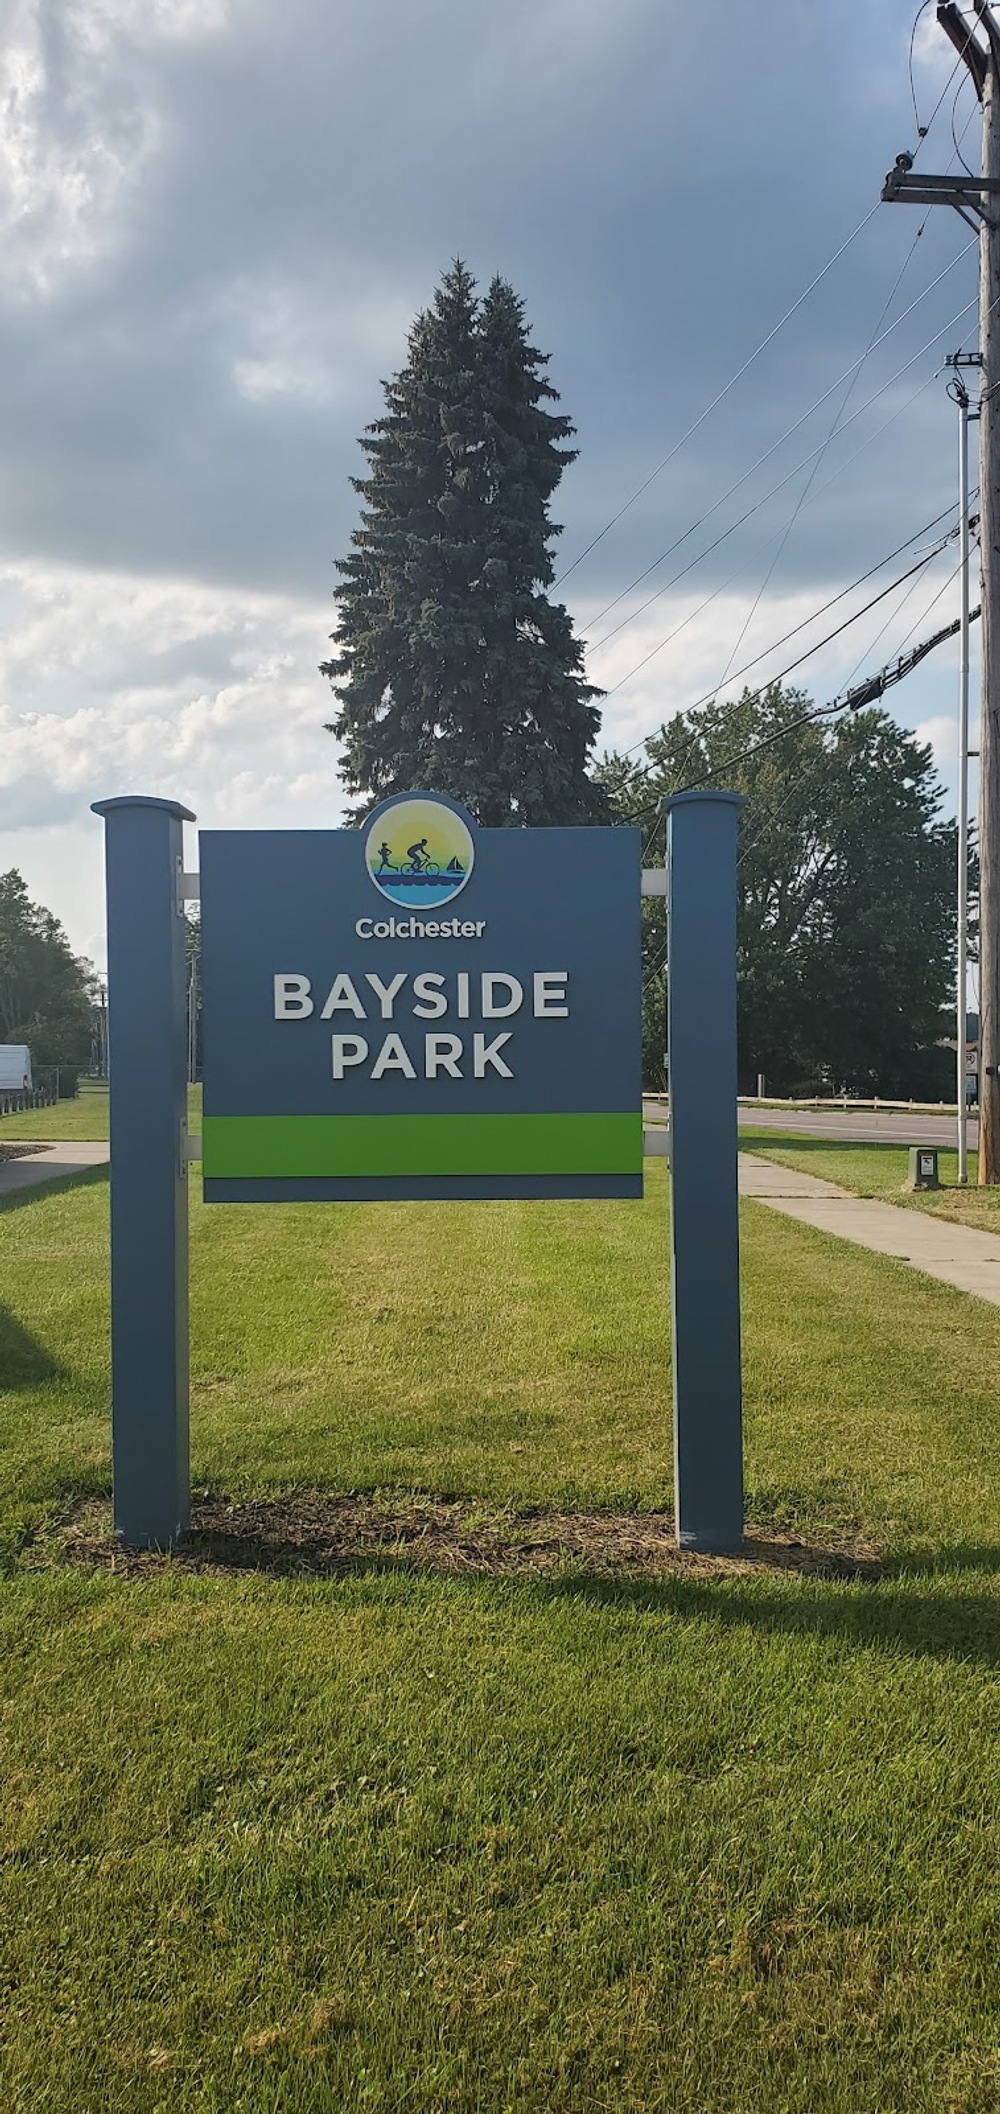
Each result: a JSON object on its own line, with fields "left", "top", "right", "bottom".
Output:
{"left": 0, "top": 1142, "right": 109, "bottom": 1197}
{"left": 740, "top": 1152, "right": 1000, "bottom": 1308}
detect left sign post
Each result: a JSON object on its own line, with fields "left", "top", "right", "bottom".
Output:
{"left": 92, "top": 795, "right": 194, "bottom": 1547}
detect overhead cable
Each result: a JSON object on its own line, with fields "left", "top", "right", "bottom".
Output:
{"left": 552, "top": 201, "right": 883, "bottom": 590}
{"left": 585, "top": 238, "right": 976, "bottom": 662}
{"left": 706, "top": 201, "right": 940, "bottom": 707}
{"left": 583, "top": 367, "right": 943, "bottom": 675}
{"left": 629, "top": 584, "right": 978, "bottom": 827}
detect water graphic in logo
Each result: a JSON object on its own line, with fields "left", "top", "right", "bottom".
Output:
{"left": 365, "top": 797, "right": 475, "bottom": 909}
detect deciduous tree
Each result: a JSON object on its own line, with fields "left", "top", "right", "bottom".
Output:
{"left": 602, "top": 686, "right": 958, "bottom": 1096}
{"left": 0, "top": 871, "right": 95, "bottom": 1067}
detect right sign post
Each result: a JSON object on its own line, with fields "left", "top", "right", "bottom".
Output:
{"left": 664, "top": 790, "right": 745, "bottom": 1554}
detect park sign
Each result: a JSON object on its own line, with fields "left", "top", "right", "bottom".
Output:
{"left": 199, "top": 793, "right": 643, "bottom": 1202}
{"left": 93, "top": 783, "right": 743, "bottom": 1556}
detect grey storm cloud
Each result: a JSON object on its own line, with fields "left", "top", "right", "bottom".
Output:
{"left": 0, "top": 0, "right": 977, "bottom": 611}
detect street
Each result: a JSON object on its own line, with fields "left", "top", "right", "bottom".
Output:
{"left": 643, "top": 1101, "right": 978, "bottom": 1148}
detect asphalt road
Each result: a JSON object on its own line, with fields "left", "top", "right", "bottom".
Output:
{"left": 644, "top": 1101, "right": 977, "bottom": 1148}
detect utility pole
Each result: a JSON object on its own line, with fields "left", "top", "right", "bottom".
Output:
{"left": 978, "top": 7, "right": 1000, "bottom": 1182}
{"left": 883, "top": 1, "right": 1000, "bottom": 1179}
{"left": 946, "top": 355, "right": 981, "bottom": 1180}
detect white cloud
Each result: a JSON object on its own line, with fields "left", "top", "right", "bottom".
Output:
{"left": 915, "top": 711, "right": 959, "bottom": 769}
{"left": 0, "top": 0, "right": 230, "bottom": 294}
{"left": 66, "top": 0, "right": 231, "bottom": 53}
{"left": 0, "top": 556, "right": 343, "bottom": 926}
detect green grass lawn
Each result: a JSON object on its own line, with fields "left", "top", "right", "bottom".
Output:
{"left": 3, "top": 1165, "right": 1000, "bottom": 2109}
{"left": 740, "top": 1127, "right": 1000, "bottom": 1236}
{"left": 0, "top": 1079, "right": 203, "bottom": 1140}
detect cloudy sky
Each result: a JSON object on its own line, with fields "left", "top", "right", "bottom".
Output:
{"left": 0, "top": 0, "right": 986, "bottom": 964}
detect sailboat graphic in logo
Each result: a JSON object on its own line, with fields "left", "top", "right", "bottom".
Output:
{"left": 365, "top": 797, "right": 475, "bottom": 911}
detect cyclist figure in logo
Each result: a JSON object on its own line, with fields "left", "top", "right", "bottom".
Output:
{"left": 405, "top": 837, "right": 433, "bottom": 872}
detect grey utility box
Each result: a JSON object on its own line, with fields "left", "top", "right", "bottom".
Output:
{"left": 907, "top": 1146, "right": 940, "bottom": 1191}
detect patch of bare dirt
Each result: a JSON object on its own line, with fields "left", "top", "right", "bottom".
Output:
{"left": 0, "top": 1142, "right": 45, "bottom": 1162}
{"left": 43, "top": 1493, "right": 882, "bottom": 1583}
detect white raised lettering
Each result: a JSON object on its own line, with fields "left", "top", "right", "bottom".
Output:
{"left": 331, "top": 1034, "right": 368, "bottom": 1078}
{"left": 425, "top": 1033, "right": 464, "bottom": 1078}
{"left": 356, "top": 919, "right": 374, "bottom": 938}
{"left": 533, "top": 973, "right": 569, "bottom": 1017}
{"left": 412, "top": 972, "right": 447, "bottom": 1020}
{"left": 456, "top": 971, "right": 470, "bottom": 1019}
{"left": 321, "top": 973, "right": 366, "bottom": 1020}
{"left": 481, "top": 973, "right": 523, "bottom": 1019}
{"left": 473, "top": 1031, "right": 514, "bottom": 1078}
{"left": 274, "top": 974, "right": 313, "bottom": 1019}
{"left": 371, "top": 1033, "right": 417, "bottom": 1080}
{"left": 365, "top": 971, "right": 407, "bottom": 1019}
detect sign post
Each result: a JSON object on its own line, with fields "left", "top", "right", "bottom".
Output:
{"left": 663, "top": 790, "right": 744, "bottom": 1553}
{"left": 92, "top": 795, "right": 193, "bottom": 1548}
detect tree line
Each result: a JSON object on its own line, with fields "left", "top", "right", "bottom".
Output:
{"left": 0, "top": 870, "right": 95, "bottom": 1078}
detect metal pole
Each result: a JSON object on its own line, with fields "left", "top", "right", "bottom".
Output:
{"left": 958, "top": 379, "right": 971, "bottom": 1181}
{"left": 662, "top": 788, "right": 745, "bottom": 1554}
{"left": 91, "top": 794, "right": 195, "bottom": 1547}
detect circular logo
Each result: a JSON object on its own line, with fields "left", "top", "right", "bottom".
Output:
{"left": 365, "top": 797, "right": 475, "bottom": 910}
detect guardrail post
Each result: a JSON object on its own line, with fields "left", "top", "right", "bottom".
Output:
{"left": 663, "top": 789, "right": 745, "bottom": 1553}
{"left": 92, "top": 795, "right": 195, "bottom": 1547}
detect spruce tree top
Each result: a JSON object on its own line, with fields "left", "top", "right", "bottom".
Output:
{"left": 322, "top": 263, "right": 607, "bottom": 826}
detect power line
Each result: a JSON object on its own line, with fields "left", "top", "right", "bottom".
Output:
{"left": 560, "top": 5, "right": 972, "bottom": 608}
{"left": 583, "top": 366, "right": 943, "bottom": 674}
{"left": 735, "top": 556, "right": 973, "bottom": 867}
{"left": 628, "top": 526, "right": 972, "bottom": 838}
{"left": 909, "top": 2, "right": 935, "bottom": 138}
{"left": 552, "top": 201, "right": 883, "bottom": 591}
{"left": 611, "top": 500, "right": 961, "bottom": 764}
{"left": 598, "top": 281, "right": 982, "bottom": 703}
{"left": 616, "top": 533, "right": 967, "bottom": 826}
{"left": 629, "top": 586, "right": 979, "bottom": 828}
{"left": 706, "top": 214, "right": 935, "bottom": 710}
{"left": 584, "top": 239, "right": 976, "bottom": 661}
{"left": 619, "top": 92, "right": 984, "bottom": 718}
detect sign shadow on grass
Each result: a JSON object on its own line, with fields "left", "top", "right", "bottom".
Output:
{"left": 0, "top": 1164, "right": 108, "bottom": 1218}
{"left": 0, "top": 1303, "right": 65, "bottom": 1388}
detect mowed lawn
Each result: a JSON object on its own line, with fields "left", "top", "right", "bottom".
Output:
{"left": 2, "top": 1162, "right": 1000, "bottom": 2110}
{"left": 0, "top": 1079, "right": 197, "bottom": 1141}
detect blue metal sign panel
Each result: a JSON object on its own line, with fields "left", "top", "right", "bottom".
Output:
{"left": 199, "top": 792, "right": 642, "bottom": 1201}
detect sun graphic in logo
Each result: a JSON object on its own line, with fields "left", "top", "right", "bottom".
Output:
{"left": 364, "top": 797, "right": 475, "bottom": 910}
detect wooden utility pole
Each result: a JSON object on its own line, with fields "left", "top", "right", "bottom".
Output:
{"left": 884, "top": 3, "right": 1000, "bottom": 1176}
{"left": 975, "top": 7, "right": 1000, "bottom": 1180}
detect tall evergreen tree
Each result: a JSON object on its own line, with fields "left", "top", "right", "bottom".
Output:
{"left": 322, "top": 263, "right": 606, "bottom": 824}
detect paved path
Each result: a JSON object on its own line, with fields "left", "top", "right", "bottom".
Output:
{"left": 0, "top": 1142, "right": 109, "bottom": 1196}
{"left": 740, "top": 1152, "right": 1000, "bottom": 1307}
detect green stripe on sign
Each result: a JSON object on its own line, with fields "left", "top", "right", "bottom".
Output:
{"left": 202, "top": 1112, "right": 641, "bottom": 1180}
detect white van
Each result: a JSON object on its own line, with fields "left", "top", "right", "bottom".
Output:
{"left": 0, "top": 1045, "right": 32, "bottom": 1092}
